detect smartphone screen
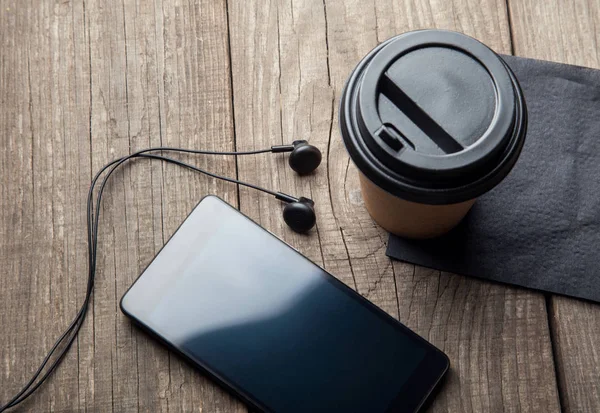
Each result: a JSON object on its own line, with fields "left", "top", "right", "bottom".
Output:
{"left": 121, "top": 196, "right": 448, "bottom": 413}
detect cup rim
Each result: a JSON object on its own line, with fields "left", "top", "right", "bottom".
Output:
{"left": 339, "top": 30, "right": 528, "bottom": 205}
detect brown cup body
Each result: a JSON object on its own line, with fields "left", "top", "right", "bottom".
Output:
{"left": 359, "top": 173, "right": 475, "bottom": 239}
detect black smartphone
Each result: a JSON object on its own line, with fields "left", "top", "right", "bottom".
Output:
{"left": 120, "top": 196, "right": 449, "bottom": 413}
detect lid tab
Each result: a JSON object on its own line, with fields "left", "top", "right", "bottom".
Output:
{"left": 379, "top": 73, "right": 464, "bottom": 154}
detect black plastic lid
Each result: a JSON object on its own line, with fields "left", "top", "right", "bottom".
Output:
{"left": 340, "top": 30, "right": 527, "bottom": 205}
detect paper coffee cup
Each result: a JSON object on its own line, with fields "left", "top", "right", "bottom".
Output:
{"left": 340, "top": 30, "right": 527, "bottom": 239}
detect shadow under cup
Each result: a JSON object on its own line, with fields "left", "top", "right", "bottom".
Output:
{"left": 340, "top": 30, "right": 528, "bottom": 239}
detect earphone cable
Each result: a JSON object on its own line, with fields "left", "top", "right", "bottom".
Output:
{"left": 0, "top": 147, "right": 279, "bottom": 412}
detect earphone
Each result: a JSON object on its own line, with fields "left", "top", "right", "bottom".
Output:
{"left": 272, "top": 139, "right": 323, "bottom": 175}
{"left": 0, "top": 140, "right": 321, "bottom": 412}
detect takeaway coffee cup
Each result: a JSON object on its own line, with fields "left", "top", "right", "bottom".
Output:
{"left": 340, "top": 30, "right": 527, "bottom": 238}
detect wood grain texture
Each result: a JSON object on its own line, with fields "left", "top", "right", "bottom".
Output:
{"left": 0, "top": 1, "right": 91, "bottom": 411}
{"left": 152, "top": 0, "right": 243, "bottom": 411}
{"left": 0, "top": 0, "right": 591, "bottom": 411}
{"left": 228, "top": 0, "right": 560, "bottom": 412}
{"left": 1, "top": 0, "right": 244, "bottom": 412}
{"left": 509, "top": 1, "right": 600, "bottom": 411}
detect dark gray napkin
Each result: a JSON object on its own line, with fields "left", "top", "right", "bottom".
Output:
{"left": 386, "top": 55, "right": 600, "bottom": 302}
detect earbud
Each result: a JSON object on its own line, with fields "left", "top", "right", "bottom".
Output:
{"left": 276, "top": 193, "right": 317, "bottom": 233}
{"left": 271, "top": 140, "right": 322, "bottom": 175}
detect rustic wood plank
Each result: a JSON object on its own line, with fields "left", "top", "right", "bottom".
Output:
{"left": 119, "top": 1, "right": 170, "bottom": 411}
{"left": 324, "top": 2, "right": 561, "bottom": 411}
{"left": 86, "top": 0, "right": 244, "bottom": 411}
{"left": 0, "top": 1, "right": 91, "bottom": 411}
{"left": 86, "top": 0, "right": 140, "bottom": 410}
{"left": 0, "top": 1, "right": 39, "bottom": 410}
{"left": 85, "top": 0, "right": 169, "bottom": 411}
{"left": 154, "top": 0, "right": 244, "bottom": 411}
{"left": 509, "top": 1, "right": 600, "bottom": 411}
{"left": 1, "top": 0, "right": 243, "bottom": 411}
{"left": 229, "top": 0, "right": 561, "bottom": 412}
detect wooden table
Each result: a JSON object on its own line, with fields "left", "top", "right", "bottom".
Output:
{"left": 1, "top": 0, "right": 599, "bottom": 412}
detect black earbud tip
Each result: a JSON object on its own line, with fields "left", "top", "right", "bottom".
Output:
{"left": 283, "top": 201, "right": 316, "bottom": 233}
{"left": 289, "top": 144, "right": 322, "bottom": 175}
